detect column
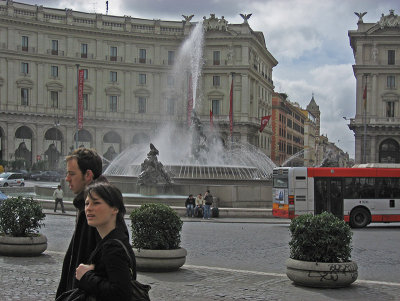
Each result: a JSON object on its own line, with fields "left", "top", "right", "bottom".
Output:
{"left": 66, "top": 65, "right": 75, "bottom": 113}
{"left": 371, "top": 74, "right": 378, "bottom": 117}
{"left": 371, "top": 135, "right": 377, "bottom": 163}
{"left": 240, "top": 73, "right": 248, "bottom": 118}
{"left": 36, "top": 63, "right": 44, "bottom": 108}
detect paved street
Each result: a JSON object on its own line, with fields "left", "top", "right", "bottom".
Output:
{"left": 0, "top": 212, "right": 399, "bottom": 300}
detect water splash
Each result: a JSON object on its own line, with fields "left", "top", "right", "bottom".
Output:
{"left": 171, "top": 21, "right": 204, "bottom": 110}
{"left": 104, "top": 20, "right": 277, "bottom": 180}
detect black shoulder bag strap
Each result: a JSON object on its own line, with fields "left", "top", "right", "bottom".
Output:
{"left": 112, "top": 239, "right": 151, "bottom": 301}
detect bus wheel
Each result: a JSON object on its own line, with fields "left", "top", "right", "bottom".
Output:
{"left": 350, "top": 208, "right": 370, "bottom": 228}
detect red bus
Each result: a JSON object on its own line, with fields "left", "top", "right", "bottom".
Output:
{"left": 272, "top": 166, "right": 400, "bottom": 228}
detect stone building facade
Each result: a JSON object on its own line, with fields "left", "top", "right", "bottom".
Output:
{"left": 0, "top": 1, "right": 277, "bottom": 168}
{"left": 348, "top": 10, "right": 400, "bottom": 164}
{"left": 271, "top": 92, "right": 309, "bottom": 166}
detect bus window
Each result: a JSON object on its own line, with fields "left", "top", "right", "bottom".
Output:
{"left": 344, "top": 178, "right": 356, "bottom": 199}
{"left": 393, "top": 178, "right": 400, "bottom": 198}
{"left": 330, "top": 179, "right": 343, "bottom": 219}
{"left": 359, "top": 178, "right": 375, "bottom": 198}
{"left": 314, "top": 178, "right": 329, "bottom": 214}
{"left": 273, "top": 178, "right": 288, "bottom": 188}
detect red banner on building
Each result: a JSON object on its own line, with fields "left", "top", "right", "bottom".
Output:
{"left": 187, "top": 75, "right": 193, "bottom": 127}
{"left": 259, "top": 115, "right": 271, "bottom": 132}
{"left": 229, "top": 75, "right": 234, "bottom": 136}
{"left": 77, "top": 69, "right": 84, "bottom": 129}
{"left": 210, "top": 109, "right": 213, "bottom": 130}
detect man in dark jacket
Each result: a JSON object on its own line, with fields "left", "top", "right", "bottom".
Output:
{"left": 56, "top": 148, "right": 104, "bottom": 298}
{"left": 185, "top": 194, "right": 196, "bottom": 217}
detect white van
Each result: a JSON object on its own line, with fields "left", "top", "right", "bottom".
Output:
{"left": 0, "top": 172, "right": 25, "bottom": 187}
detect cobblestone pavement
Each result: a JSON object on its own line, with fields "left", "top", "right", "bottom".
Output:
{"left": 1, "top": 212, "right": 399, "bottom": 300}
{"left": 1, "top": 250, "right": 400, "bottom": 301}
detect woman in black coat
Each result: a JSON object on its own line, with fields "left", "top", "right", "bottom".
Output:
{"left": 75, "top": 182, "right": 136, "bottom": 301}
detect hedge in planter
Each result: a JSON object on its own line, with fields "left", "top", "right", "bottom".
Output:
{"left": 0, "top": 196, "right": 46, "bottom": 237}
{"left": 289, "top": 212, "right": 352, "bottom": 263}
{"left": 131, "top": 203, "right": 183, "bottom": 250}
{"left": 286, "top": 212, "right": 358, "bottom": 287}
{"left": 130, "top": 203, "right": 186, "bottom": 272}
{"left": 0, "top": 196, "right": 47, "bottom": 256}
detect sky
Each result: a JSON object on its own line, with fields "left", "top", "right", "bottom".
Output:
{"left": 19, "top": 0, "right": 400, "bottom": 158}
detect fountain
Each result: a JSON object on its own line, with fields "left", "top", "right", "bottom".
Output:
{"left": 104, "top": 20, "right": 277, "bottom": 208}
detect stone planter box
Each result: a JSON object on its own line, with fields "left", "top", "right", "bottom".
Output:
{"left": 0, "top": 235, "right": 47, "bottom": 257}
{"left": 133, "top": 247, "right": 187, "bottom": 272}
{"left": 286, "top": 258, "right": 358, "bottom": 288}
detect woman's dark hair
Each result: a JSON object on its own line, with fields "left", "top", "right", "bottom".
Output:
{"left": 84, "top": 182, "right": 126, "bottom": 220}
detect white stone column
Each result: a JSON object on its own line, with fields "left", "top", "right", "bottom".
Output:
{"left": 240, "top": 73, "right": 248, "bottom": 118}
{"left": 124, "top": 71, "right": 131, "bottom": 113}
{"left": 371, "top": 74, "right": 378, "bottom": 117}
{"left": 96, "top": 68, "right": 104, "bottom": 111}
{"left": 37, "top": 63, "right": 44, "bottom": 108}
{"left": 370, "top": 135, "right": 376, "bottom": 163}
{"left": 7, "top": 59, "right": 15, "bottom": 107}
{"left": 355, "top": 73, "right": 363, "bottom": 118}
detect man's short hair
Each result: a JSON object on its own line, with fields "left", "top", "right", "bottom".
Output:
{"left": 66, "top": 148, "right": 102, "bottom": 179}
{"left": 58, "top": 185, "right": 61, "bottom": 188}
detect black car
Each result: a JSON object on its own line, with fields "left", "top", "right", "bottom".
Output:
{"left": 30, "top": 171, "right": 63, "bottom": 182}
{"left": 10, "top": 169, "right": 30, "bottom": 180}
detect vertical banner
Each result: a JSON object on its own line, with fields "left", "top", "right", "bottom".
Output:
{"left": 187, "top": 75, "right": 193, "bottom": 127}
{"left": 77, "top": 69, "right": 84, "bottom": 130}
{"left": 210, "top": 109, "right": 213, "bottom": 130}
{"left": 229, "top": 74, "right": 234, "bottom": 137}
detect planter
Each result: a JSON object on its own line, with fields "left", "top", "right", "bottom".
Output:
{"left": 133, "top": 247, "right": 187, "bottom": 272}
{"left": 286, "top": 258, "right": 358, "bottom": 288}
{"left": 0, "top": 234, "right": 47, "bottom": 257}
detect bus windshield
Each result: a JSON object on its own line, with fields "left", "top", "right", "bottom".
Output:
{"left": 273, "top": 177, "right": 288, "bottom": 188}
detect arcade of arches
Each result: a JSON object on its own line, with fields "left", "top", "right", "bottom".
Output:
{"left": 0, "top": 126, "right": 150, "bottom": 169}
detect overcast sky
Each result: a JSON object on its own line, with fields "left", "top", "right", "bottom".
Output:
{"left": 19, "top": 0, "right": 400, "bottom": 158}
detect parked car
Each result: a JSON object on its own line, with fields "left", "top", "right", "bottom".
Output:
{"left": 10, "top": 169, "right": 31, "bottom": 180}
{"left": 0, "top": 172, "right": 25, "bottom": 187}
{"left": 30, "top": 171, "right": 63, "bottom": 182}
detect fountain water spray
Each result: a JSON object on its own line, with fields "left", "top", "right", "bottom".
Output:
{"left": 105, "top": 20, "right": 276, "bottom": 180}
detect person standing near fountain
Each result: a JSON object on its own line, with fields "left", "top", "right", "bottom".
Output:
{"left": 185, "top": 194, "right": 196, "bottom": 217}
{"left": 203, "top": 190, "right": 213, "bottom": 219}
{"left": 56, "top": 148, "right": 108, "bottom": 298}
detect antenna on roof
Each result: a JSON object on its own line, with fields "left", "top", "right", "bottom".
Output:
{"left": 106, "top": 1, "right": 109, "bottom": 15}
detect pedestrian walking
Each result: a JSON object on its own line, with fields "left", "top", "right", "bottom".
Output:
{"left": 53, "top": 185, "right": 65, "bottom": 213}
{"left": 56, "top": 148, "right": 117, "bottom": 298}
{"left": 74, "top": 182, "right": 137, "bottom": 300}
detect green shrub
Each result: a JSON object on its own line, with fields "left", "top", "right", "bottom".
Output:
{"left": 130, "top": 203, "right": 183, "bottom": 250}
{"left": 0, "top": 196, "right": 46, "bottom": 237}
{"left": 288, "top": 212, "right": 353, "bottom": 263}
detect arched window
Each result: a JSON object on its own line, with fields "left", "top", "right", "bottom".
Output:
{"left": 103, "top": 131, "right": 122, "bottom": 161}
{"left": 73, "top": 129, "right": 92, "bottom": 149}
{"left": 379, "top": 139, "right": 400, "bottom": 163}
{"left": 15, "top": 126, "right": 33, "bottom": 167}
